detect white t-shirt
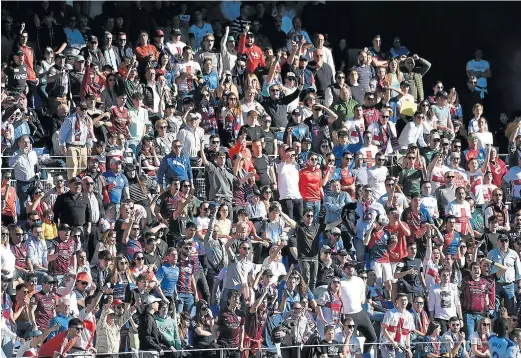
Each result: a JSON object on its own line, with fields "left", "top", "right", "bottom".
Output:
{"left": 0, "top": 243, "right": 16, "bottom": 279}
{"left": 368, "top": 166, "right": 388, "bottom": 201}
{"left": 359, "top": 144, "right": 380, "bottom": 168}
{"left": 339, "top": 277, "right": 365, "bottom": 314}
{"left": 475, "top": 131, "right": 493, "bottom": 149}
{"left": 166, "top": 40, "right": 186, "bottom": 58}
{"left": 504, "top": 166, "right": 521, "bottom": 198}
{"left": 429, "top": 165, "right": 449, "bottom": 191}
{"left": 428, "top": 283, "right": 460, "bottom": 320}
{"left": 345, "top": 118, "right": 365, "bottom": 144}
{"left": 277, "top": 162, "right": 302, "bottom": 200}
{"left": 420, "top": 196, "right": 438, "bottom": 218}
{"left": 466, "top": 59, "right": 490, "bottom": 93}
{"left": 173, "top": 60, "right": 202, "bottom": 93}
{"left": 261, "top": 258, "right": 287, "bottom": 283}
{"left": 446, "top": 200, "right": 472, "bottom": 234}
{"left": 380, "top": 308, "right": 415, "bottom": 345}
{"left": 195, "top": 216, "right": 210, "bottom": 233}
{"left": 469, "top": 169, "right": 485, "bottom": 205}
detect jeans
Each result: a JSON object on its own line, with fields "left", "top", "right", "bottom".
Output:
{"left": 496, "top": 282, "right": 516, "bottom": 314}
{"left": 353, "top": 238, "right": 367, "bottom": 270}
{"left": 177, "top": 292, "right": 195, "bottom": 313}
{"left": 342, "top": 309, "right": 377, "bottom": 354}
{"left": 464, "top": 312, "right": 485, "bottom": 338}
{"left": 303, "top": 201, "right": 320, "bottom": 223}
{"left": 299, "top": 259, "right": 319, "bottom": 292}
{"left": 280, "top": 198, "right": 303, "bottom": 221}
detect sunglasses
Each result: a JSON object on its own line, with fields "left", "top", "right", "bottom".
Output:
{"left": 74, "top": 326, "right": 84, "bottom": 331}
{"left": 382, "top": 115, "right": 390, "bottom": 118}
{"left": 346, "top": 325, "right": 356, "bottom": 329}
{"left": 415, "top": 301, "right": 424, "bottom": 305}
{"left": 305, "top": 214, "right": 314, "bottom": 218}
{"left": 79, "top": 281, "right": 89, "bottom": 285}
{"left": 135, "top": 256, "right": 144, "bottom": 260}
{"left": 309, "top": 158, "right": 318, "bottom": 162}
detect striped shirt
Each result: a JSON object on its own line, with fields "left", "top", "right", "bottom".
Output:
{"left": 177, "top": 258, "right": 194, "bottom": 294}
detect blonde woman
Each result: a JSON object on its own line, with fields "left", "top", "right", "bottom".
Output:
{"left": 426, "top": 152, "right": 450, "bottom": 191}
{"left": 91, "top": 229, "right": 117, "bottom": 266}
{"left": 470, "top": 318, "right": 491, "bottom": 358}
{"left": 385, "top": 58, "right": 404, "bottom": 92}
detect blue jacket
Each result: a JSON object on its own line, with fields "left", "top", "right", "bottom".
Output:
{"left": 157, "top": 151, "right": 193, "bottom": 188}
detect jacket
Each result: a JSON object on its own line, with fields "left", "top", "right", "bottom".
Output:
{"left": 138, "top": 311, "right": 171, "bottom": 351}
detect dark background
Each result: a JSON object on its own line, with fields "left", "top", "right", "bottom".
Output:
{"left": 321, "top": 1, "right": 521, "bottom": 120}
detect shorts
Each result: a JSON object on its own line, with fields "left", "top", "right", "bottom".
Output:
{"left": 371, "top": 261, "right": 393, "bottom": 285}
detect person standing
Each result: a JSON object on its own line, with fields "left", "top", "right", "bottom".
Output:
{"left": 339, "top": 261, "right": 377, "bottom": 358}
{"left": 59, "top": 102, "right": 95, "bottom": 179}
{"left": 138, "top": 295, "right": 176, "bottom": 358}
{"left": 379, "top": 293, "right": 415, "bottom": 358}
{"left": 9, "top": 135, "right": 38, "bottom": 217}
{"left": 428, "top": 268, "right": 463, "bottom": 333}
{"left": 277, "top": 147, "right": 303, "bottom": 221}
{"left": 461, "top": 262, "right": 489, "bottom": 338}
{"left": 217, "top": 290, "right": 245, "bottom": 358}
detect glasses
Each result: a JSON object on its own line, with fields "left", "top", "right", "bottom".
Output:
{"left": 135, "top": 256, "right": 144, "bottom": 260}
{"left": 346, "top": 325, "right": 356, "bottom": 329}
{"left": 159, "top": 126, "right": 167, "bottom": 129}
{"left": 332, "top": 280, "right": 340, "bottom": 284}
{"left": 377, "top": 158, "right": 386, "bottom": 162}
{"left": 173, "top": 145, "right": 182, "bottom": 148}
{"left": 264, "top": 191, "right": 272, "bottom": 194}
{"left": 453, "top": 145, "right": 461, "bottom": 149}
{"left": 132, "top": 227, "right": 140, "bottom": 231}
{"left": 468, "top": 81, "right": 477, "bottom": 84}
{"left": 79, "top": 281, "right": 89, "bottom": 286}
{"left": 241, "top": 246, "right": 251, "bottom": 251}
{"left": 74, "top": 326, "right": 84, "bottom": 331}
{"left": 500, "top": 238, "right": 509, "bottom": 243}
{"left": 451, "top": 323, "right": 460, "bottom": 327}
{"left": 1, "top": 233, "right": 9, "bottom": 236}
{"left": 270, "top": 89, "right": 280, "bottom": 93}
{"left": 309, "top": 158, "right": 318, "bottom": 162}
{"left": 382, "top": 115, "right": 390, "bottom": 118}
{"left": 85, "top": 182, "right": 94, "bottom": 185}
{"left": 211, "top": 141, "right": 220, "bottom": 144}
{"left": 415, "top": 301, "right": 424, "bottom": 305}
{"left": 116, "top": 305, "right": 125, "bottom": 309}
{"left": 305, "top": 214, "right": 314, "bottom": 218}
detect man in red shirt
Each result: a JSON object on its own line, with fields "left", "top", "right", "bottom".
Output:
{"left": 17, "top": 23, "right": 39, "bottom": 106}
{"left": 238, "top": 25, "right": 265, "bottom": 74}
{"left": 38, "top": 318, "right": 84, "bottom": 358}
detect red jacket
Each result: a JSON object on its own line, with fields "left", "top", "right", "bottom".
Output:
{"left": 238, "top": 33, "right": 265, "bottom": 74}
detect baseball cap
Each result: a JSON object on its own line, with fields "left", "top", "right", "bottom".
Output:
{"left": 302, "top": 137, "right": 312, "bottom": 143}
{"left": 442, "top": 138, "right": 450, "bottom": 145}
{"left": 246, "top": 32, "right": 254, "bottom": 38}
{"left": 224, "top": 70, "right": 232, "bottom": 76}
{"left": 227, "top": 36, "right": 235, "bottom": 42}
{"left": 112, "top": 299, "right": 124, "bottom": 307}
{"left": 330, "top": 227, "right": 341, "bottom": 235}
{"left": 78, "top": 101, "right": 88, "bottom": 110}
{"left": 321, "top": 245, "right": 332, "bottom": 254}
{"left": 400, "top": 80, "right": 411, "bottom": 88}
{"left": 75, "top": 55, "right": 85, "bottom": 62}
{"left": 88, "top": 35, "right": 98, "bottom": 43}
{"left": 436, "top": 91, "right": 449, "bottom": 99}
{"left": 408, "top": 143, "right": 418, "bottom": 149}
{"left": 55, "top": 53, "right": 66, "bottom": 59}
{"left": 144, "top": 295, "right": 162, "bottom": 305}
{"left": 154, "top": 29, "right": 164, "bottom": 37}
{"left": 286, "top": 72, "right": 296, "bottom": 78}
{"left": 76, "top": 272, "right": 92, "bottom": 284}
{"left": 431, "top": 132, "right": 441, "bottom": 140}
{"left": 171, "top": 28, "right": 182, "bottom": 35}
{"left": 264, "top": 269, "right": 274, "bottom": 277}
{"left": 110, "top": 157, "right": 123, "bottom": 165}
{"left": 58, "top": 223, "right": 71, "bottom": 231}
{"left": 68, "top": 176, "right": 82, "bottom": 184}
{"left": 292, "top": 108, "right": 302, "bottom": 116}
{"left": 299, "top": 55, "right": 310, "bottom": 61}
{"left": 338, "top": 249, "right": 349, "bottom": 256}
{"left": 13, "top": 47, "right": 24, "bottom": 56}
{"left": 42, "top": 274, "right": 57, "bottom": 284}
{"left": 88, "top": 156, "right": 100, "bottom": 162}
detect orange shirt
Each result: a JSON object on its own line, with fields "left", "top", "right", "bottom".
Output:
{"left": 228, "top": 143, "right": 254, "bottom": 172}
{"left": 1, "top": 185, "right": 16, "bottom": 218}
{"left": 135, "top": 45, "right": 159, "bottom": 63}
{"left": 299, "top": 166, "right": 323, "bottom": 202}
{"left": 20, "top": 45, "right": 36, "bottom": 81}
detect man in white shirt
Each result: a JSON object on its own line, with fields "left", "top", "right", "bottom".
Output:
{"left": 277, "top": 147, "right": 303, "bottom": 221}
{"left": 398, "top": 111, "right": 428, "bottom": 150}
{"left": 102, "top": 32, "right": 120, "bottom": 71}
{"left": 380, "top": 294, "right": 415, "bottom": 358}
{"left": 466, "top": 49, "right": 491, "bottom": 99}
{"left": 368, "top": 152, "right": 389, "bottom": 201}
{"left": 339, "top": 261, "right": 377, "bottom": 356}
{"left": 428, "top": 268, "right": 463, "bottom": 333}
{"left": 165, "top": 28, "right": 186, "bottom": 60}
{"left": 177, "top": 112, "right": 204, "bottom": 159}
{"left": 173, "top": 46, "right": 201, "bottom": 96}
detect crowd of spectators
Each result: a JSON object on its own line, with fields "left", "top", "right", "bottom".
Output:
{"left": 3, "top": 2, "right": 521, "bottom": 358}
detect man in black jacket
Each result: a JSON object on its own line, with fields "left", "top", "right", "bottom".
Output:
{"left": 138, "top": 295, "right": 176, "bottom": 358}
{"left": 260, "top": 74, "right": 303, "bottom": 131}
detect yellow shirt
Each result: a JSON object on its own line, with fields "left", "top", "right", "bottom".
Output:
{"left": 42, "top": 222, "right": 57, "bottom": 240}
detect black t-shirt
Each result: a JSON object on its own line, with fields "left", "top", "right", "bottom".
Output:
{"left": 155, "top": 191, "right": 178, "bottom": 219}
{"left": 253, "top": 154, "right": 272, "bottom": 187}
{"left": 4, "top": 63, "right": 28, "bottom": 93}
{"left": 217, "top": 307, "right": 244, "bottom": 347}
{"left": 396, "top": 256, "right": 424, "bottom": 294}
{"left": 320, "top": 340, "right": 340, "bottom": 358}
{"left": 262, "top": 129, "right": 277, "bottom": 156}
{"left": 292, "top": 222, "right": 326, "bottom": 260}
{"left": 316, "top": 261, "right": 343, "bottom": 287}
{"left": 239, "top": 124, "right": 265, "bottom": 142}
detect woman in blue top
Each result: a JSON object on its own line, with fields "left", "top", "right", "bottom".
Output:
{"left": 423, "top": 321, "right": 445, "bottom": 358}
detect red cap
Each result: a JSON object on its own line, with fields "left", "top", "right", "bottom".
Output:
{"left": 154, "top": 30, "right": 164, "bottom": 37}
{"left": 112, "top": 299, "right": 124, "bottom": 306}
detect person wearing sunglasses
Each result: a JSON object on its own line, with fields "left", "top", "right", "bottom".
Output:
{"left": 338, "top": 316, "right": 363, "bottom": 358}
{"left": 37, "top": 318, "right": 85, "bottom": 358}
{"left": 298, "top": 154, "right": 326, "bottom": 223}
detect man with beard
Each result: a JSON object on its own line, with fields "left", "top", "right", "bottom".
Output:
{"left": 46, "top": 53, "right": 73, "bottom": 117}
{"left": 42, "top": 174, "right": 70, "bottom": 210}
{"left": 238, "top": 25, "right": 265, "bottom": 74}
{"left": 177, "top": 240, "right": 198, "bottom": 314}
{"left": 47, "top": 224, "right": 77, "bottom": 279}
{"left": 244, "top": 288, "right": 270, "bottom": 357}
{"left": 401, "top": 54, "right": 431, "bottom": 103}
{"left": 484, "top": 188, "right": 510, "bottom": 232}
{"left": 69, "top": 56, "right": 86, "bottom": 103}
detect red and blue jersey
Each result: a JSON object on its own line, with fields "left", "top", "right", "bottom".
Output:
{"left": 368, "top": 229, "right": 391, "bottom": 263}
{"left": 442, "top": 230, "right": 461, "bottom": 256}
{"left": 102, "top": 170, "right": 128, "bottom": 204}
{"left": 176, "top": 258, "right": 194, "bottom": 294}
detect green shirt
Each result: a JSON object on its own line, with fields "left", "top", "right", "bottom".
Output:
{"left": 398, "top": 168, "right": 422, "bottom": 197}
{"left": 156, "top": 316, "right": 181, "bottom": 349}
